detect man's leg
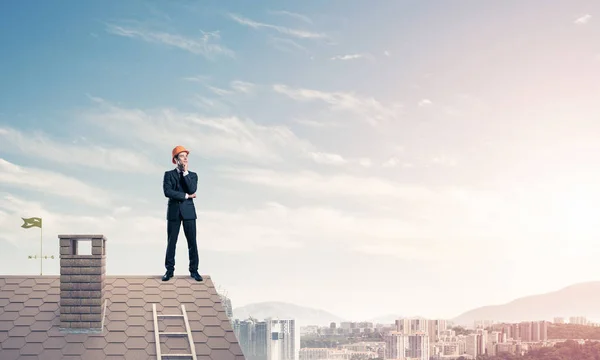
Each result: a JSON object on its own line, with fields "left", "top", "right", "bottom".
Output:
{"left": 182, "top": 219, "right": 199, "bottom": 273}
{"left": 165, "top": 218, "right": 182, "bottom": 273}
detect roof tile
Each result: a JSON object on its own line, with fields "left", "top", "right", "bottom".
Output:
{"left": 229, "top": 343, "right": 244, "bottom": 356}
{"left": 25, "top": 331, "right": 49, "bottom": 343}
{"left": 82, "top": 349, "right": 107, "bottom": 358}
{"left": 62, "top": 342, "right": 86, "bottom": 356}
{"left": 2, "top": 311, "right": 19, "bottom": 321}
{"left": 105, "top": 330, "right": 127, "bottom": 343}
{"left": 195, "top": 342, "right": 213, "bottom": 356}
{"left": 39, "top": 348, "right": 65, "bottom": 360}
{"left": 124, "top": 325, "right": 146, "bottom": 337}
{"left": 207, "top": 337, "right": 232, "bottom": 350}
{"left": 14, "top": 316, "right": 36, "bottom": 326}
{"left": 124, "top": 336, "right": 147, "bottom": 349}
{"left": 82, "top": 336, "right": 107, "bottom": 349}
{"left": 0, "top": 349, "right": 20, "bottom": 360}
{"left": 103, "top": 342, "right": 127, "bottom": 356}
{"left": 8, "top": 325, "right": 31, "bottom": 337}
{"left": 2, "top": 336, "right": 26, "bottom": 349}
{"left": 124, "top": 348, "right": 151, "bottom": 360}
{"left": 42, "top": 337, "right": 68, "bottom": 349}
{"left": 212, "top": 349, "right": 238, "bottom": 360}
{"left": 203, "top": 325, "right": 227, "bottom": 338}
{"left": 20, "top": 342, "right": 44, "bottom": 355}
{"left": 4, "top": 303, "right": 24, "bottom": 312}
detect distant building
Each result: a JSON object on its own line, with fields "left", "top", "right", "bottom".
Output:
{"left": 234, "top": 318, "right": 299, "bottom": 360}
{"left": 219, "top": 293, "right": 233, "bottom": 320}
{"left": 384, "top": 331, "right": 429, "bottom": 360}
{"left": 570, "top": 316, "right": 588, "bottom": 325}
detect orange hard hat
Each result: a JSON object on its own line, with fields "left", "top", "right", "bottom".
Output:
{"left": 171, "top": 145, "right": 189, "bottom": 164}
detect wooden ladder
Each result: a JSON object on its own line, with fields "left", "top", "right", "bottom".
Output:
{"left": 152, "top": 303, "right": 198, "bottom": 360}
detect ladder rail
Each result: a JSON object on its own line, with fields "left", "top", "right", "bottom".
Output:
{"left": 181, "top": 304, "right": 198, "bottom": 360}
{"left": 152, "top": 304, "right": 163, "bottom": 360}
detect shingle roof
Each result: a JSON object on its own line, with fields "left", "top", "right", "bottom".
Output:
{"left": 0, "top": 275, "right": 245, "bottom": 360}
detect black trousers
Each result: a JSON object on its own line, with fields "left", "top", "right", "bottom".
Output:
{"left": 164, "top": 213, "right": 199, "bottom": 273}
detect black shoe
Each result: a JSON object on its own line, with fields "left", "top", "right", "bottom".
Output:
{"left": 190, "top": 272, "right": 203, "bottom": 281}
{"left": 162, "top": 271, "right": 174, "bottom": 281}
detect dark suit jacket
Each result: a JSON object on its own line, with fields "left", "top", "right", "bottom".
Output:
{"left": 163, "top": 169, "right": 198, "bottom": 221}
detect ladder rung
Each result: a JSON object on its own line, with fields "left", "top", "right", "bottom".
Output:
{"left": 160, "top": 332, "right": 188, "bottom": 336}
{"left": 158, "top": 314, "right": 184, "bottom": 318}
{"left": 163, "top": 355, "right": 193, "bottom": 357}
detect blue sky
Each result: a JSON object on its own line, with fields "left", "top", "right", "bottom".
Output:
{"left": 2, "top": 0, "right": 600, "bottom": 322}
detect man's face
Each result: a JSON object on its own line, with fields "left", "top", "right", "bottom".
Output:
{"left": 177, "top": 152, "right": 188, "bottom": 166}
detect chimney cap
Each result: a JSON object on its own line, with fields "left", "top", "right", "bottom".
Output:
{"left": 58, "top": 234, "right": 107, "bottom": 240}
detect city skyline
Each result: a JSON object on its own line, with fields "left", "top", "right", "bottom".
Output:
{"left": 2, "top": 0, "right": 600, "bottom": 321}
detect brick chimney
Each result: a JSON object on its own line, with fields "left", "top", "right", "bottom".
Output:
{"left": 58, "top": 234, "right": 107, "bottom": 330}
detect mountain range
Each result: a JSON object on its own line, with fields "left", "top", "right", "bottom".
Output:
{"left": 232, "top": 282, "right": 600, "bottom": 327}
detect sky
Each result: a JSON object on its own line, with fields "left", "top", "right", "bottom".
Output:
{"left": 1, "top": 0, "right": 600, "bottom": 322}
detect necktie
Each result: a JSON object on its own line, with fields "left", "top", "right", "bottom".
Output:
{"left": 180, "top": 171, "right": 188, "bottom": 193}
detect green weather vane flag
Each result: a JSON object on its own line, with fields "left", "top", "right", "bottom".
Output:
{"left": 21, "top": 217, "right": 54, "bottom": 275}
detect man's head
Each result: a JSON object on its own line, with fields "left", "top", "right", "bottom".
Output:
{"left": 171, "top": 145, "right": 189, "bottom": 165}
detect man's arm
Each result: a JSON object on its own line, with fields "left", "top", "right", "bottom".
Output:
{"left": 182, "top": 171, "right": 198, "bottom": 195}
{"left": 163, "top": 172, "right": 187, "bottom": 201}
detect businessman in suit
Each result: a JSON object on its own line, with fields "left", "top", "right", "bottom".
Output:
{"left": 162, "top": 145, "right": 203, "bottom": 282}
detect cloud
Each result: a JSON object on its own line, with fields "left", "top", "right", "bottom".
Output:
{"left": 330, "top": 54, "right": 371, "bottom": 61}
{"left": 216, "top": 166, "right": 435, "bottom": 201}
{"left": 0, "top": 126, "right": 161, "bottom": 173}
{"left": 79, "top": 98, "right": 315, "bottom": 165}
{"left": 228, "top": 13, "right": 325, "bottom": 39}
{"left": 273, "top": 84, "right": 402, "bottom": 125}
{"left": 309, "top": 152, "right": 372, "bottom": 168}
{"left": 0, "top": 159, "right": 114, "bottom": 208}
{"left": 105, "top": 23, "right": 234, "bottom": 58}
{"left": 230, "top": 81, "right": 256, "bottom": 94}
{"left": 207, "top": 81, "right": 256, "bottom": 96}
{"left": 268, "top": 37, "right": 308, "bottom": 54}
{"left": 418, "top": 99, "right": 432, "bottom": 107}
{"left": 574, "top": 14, "right": 592, "bottom": 24}
{"left": 192, "top": 80, "right": 256, "bottom": 97}
{"left": 384, "top": 50, "right": 391, "bottom": 57}
{"left": 382, "top": 157, "right": 400, "bottom": 168}
{"left": 431, "top": 154, "right": 458, "bottom": 167}
{"left": 292, "top": 118, "right": 341, "bottom": 128}
{"left": 309, "top": 152, "right": 347, "bottom": 166}
{"left": 207, "top": 86, "right": 235, "bottom": 96}
{"left": 182, "top": 75, "right": 210, "bottom": 83}
{"left": 268, "top": 10, "right": 313, "bottom": 24}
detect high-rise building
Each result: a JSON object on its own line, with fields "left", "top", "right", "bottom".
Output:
{"left": 427, "top": 319, "right": 447, "bottom": 343}
{"left": 220, "top": 294, "right": 233, "bottom": 321}
{"left": 384, "top": 331, "right": 429, "bottom": 360}
{"left": 539, "top": 321, "right": 548, "bottom": 341}
{"left": 570, "top": 316, "right": 587, "bottom": 325}
{"left": 395, "top": 318, "right": 428, "bottom": 334}
{"left": 254, "top": 321, "right": 269, "bottom": 360}
{"left": 234, "top": 318, "right": 258, "bottom": 360}
{"left": 267, "top": 319, "right": 299, "bottom": 360}
{"left": 520, "top": 322, "right": 532, "bottom": 342}
{"left": 465, "top": 334, "right": 478, "bottom": 358}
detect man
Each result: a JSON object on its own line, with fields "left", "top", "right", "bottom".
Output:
{"left": 162, "top": 145, "right": 203, "bottom": 282}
